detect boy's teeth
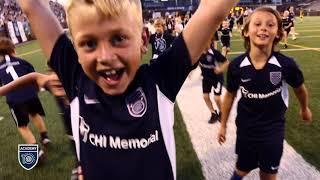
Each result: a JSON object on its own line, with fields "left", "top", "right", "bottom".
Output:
{"left": 105, "top": 70, "right": 117, "bottom": 76}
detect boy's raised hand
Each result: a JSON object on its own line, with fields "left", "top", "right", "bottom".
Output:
{"left": 17, "top": 0, "right": 63, "bottom": 59}
{"left": 182, "top": 0, "right": 239, "bottom": 65}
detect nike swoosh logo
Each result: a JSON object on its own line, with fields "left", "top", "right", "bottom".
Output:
{"left": 84, "top": 94, "right": 100, "bottom": 105}
{"left": 270, "top": 166, "right": 279, "bottom": 170}
{"left": 241, "top": 78, "right": 251, "bottom": 82}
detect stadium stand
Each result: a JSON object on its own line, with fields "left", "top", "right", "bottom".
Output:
{"left": 0, "top": 0, "right": 66, "bottom": 43}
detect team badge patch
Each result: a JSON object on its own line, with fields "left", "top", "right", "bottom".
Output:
{"left": 270, "top": 71, "right": 282, "bottom": 85}
{"left": 206, "top": 54, "right": 213, "bottom": 62}
{"left": 18, "top": 144, "right": 38, "bottom": 170}
{"left": 155, "top": 38, "right": 166, "bottom": 52}
{"left": 126, "top": 87, "right": 147, "bottom": 117}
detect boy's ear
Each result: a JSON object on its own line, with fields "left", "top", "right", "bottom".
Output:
{"left": 141, "top": 29, "right": 148, "bottom": 54}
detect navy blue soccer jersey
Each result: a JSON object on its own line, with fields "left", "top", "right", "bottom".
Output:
{"left": 149, "top": 32, "right": 175, "bottom": 59}
{"left": 199, "top": 49, "right": 226, "bottom": 80}
{"left": 49, "top": 33, "right": 193, "bottom": 180}
{"left": 0, "top": 55, "right": 38, "bottom": 105}
{"left": 282, "top": 17, "right": 292, "bottom": 30}
{"left": 289, "top": 12, "right": 295, "bottom": 20}
{"left": 221, "top": 28, "right": 231, "bottom": 37}
{"left": 226, "top": 52, "right": 304, "bottom": 143}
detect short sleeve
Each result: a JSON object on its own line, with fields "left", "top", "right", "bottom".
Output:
{"left": 214, "top": 50, "right": 227, "bottom": 63}
{"left": 49, "top": 34, "right": 81, "bottom": 99}
{"left": 285, "top": 58, "right": 304, "bottom": 88}
{"left": 149, "top": 33, "right": 193, "bottom": 102}
{"left": 226, "top": 61, "right": 240, "bottom": 92}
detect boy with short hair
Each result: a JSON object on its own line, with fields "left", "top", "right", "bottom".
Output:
{"left": 199, "top": 39, "right": 229, "bottom": 124}
{"left": 149, "top": 18, "right": 174, "bottom": 61}
{"left": 0, "top": 37, "right": 50, "bottom": 159}
{"left": 18, "top": 0, "right": 238, "bottom": 179}
{"left": 219, "top": 20, "right": 232, "bottom": 57}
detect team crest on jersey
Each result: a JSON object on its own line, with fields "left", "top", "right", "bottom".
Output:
{"left": 155, "top": 38, "right": 166, "bottom": 52}
{"left": 126, "top": 87, "right": 147, "bottom": 117}
{"left": 206, "top": 54, "right": 213, "bottom": 62}
{"left": 18, "top": 144, "right": 38, "bottom": 170}
{"left": 270, "top": 71, "right": 282, "bottom": 85}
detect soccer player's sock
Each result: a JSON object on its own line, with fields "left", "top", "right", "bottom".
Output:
{"left": 230, "top": 171, "right": 243, "bottom": 180}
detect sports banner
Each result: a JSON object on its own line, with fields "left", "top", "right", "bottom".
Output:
{"left": 6, "top": 21, "right": 19, "bottom": 44}
{"left": 17, "top": 21, "right": 28, "bottom": 42}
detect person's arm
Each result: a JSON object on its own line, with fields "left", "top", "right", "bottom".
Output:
{"left": 0, "top": 72, "right": 49, "bottom": 96}
{"left": 17, "top": 0, "right": 63, "bottom": 59}
{"left": 293, "top": 84, "right": 312, "bottom": 123}
{"left": 183, "top": 0, "right": 238, "bottom": 64}
{"left": 214, "top": 59, "right": 230, "bottom": 74}
{"left": 285, "top": 22, "right": 293, "bottom": 30}
{"left": 217, "top": 91, "right": 236, "bottom": 145}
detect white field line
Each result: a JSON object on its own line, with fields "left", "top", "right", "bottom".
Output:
{"left": 229, "top": 48, "right": 320, "bottom": 55}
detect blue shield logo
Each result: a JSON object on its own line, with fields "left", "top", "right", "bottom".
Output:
{"left": 18, "top": 144, "right": 38, "bottom": 170}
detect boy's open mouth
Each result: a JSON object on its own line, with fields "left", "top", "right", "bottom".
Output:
{"left": 257, "top": 34, "right": 269, "bottom": 39}
{"left": 99, "top": 68, "right": 125, "bottom": 84}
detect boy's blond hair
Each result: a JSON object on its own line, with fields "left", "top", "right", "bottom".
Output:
{"left": 241, "top": 7, "right": 284, "bottom": 50}
{"left": 65, "top": 0, "right": 143, "bottom": 34}
{"left": 0, "top": 37, "right": 15, "bottom": 56}
{"left": 154, "top": 18, "right": 165, "bottom": 28}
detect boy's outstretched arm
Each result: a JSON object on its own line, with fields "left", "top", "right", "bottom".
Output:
{"left": 17, "top": 0, "right": 63, "bottom": 59}
{"left": 293, "top": 84, "right": 312, "bottom": 123}
{"left": 0, "top": 72, "right": 50, "bottom": 96}
{"left": 183, "top": 0, "right": 238, "bottom": 65}
{"left": 217, "top": 91, "right": 236, "bottom": 145}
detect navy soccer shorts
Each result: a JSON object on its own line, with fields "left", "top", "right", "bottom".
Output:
{"left": 221, "top": 36, "right": 230, "bottom": 48}
{"left": 202, "top": 78, "right": 223, "bottom": 95}
{"left": 236, "top": 140, "right": 283, "bottom": 174}
{"left": 9, "top": 98, "right": 45, "bottom": 127}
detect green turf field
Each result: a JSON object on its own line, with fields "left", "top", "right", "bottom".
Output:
{"left": 0, "top": 16, "right": 319, "bottom": 179}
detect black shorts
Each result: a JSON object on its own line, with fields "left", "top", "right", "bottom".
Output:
{"left": 235, "top": 140, "right": 283, "bottom": 174}
{"left": 9, "top": 98, "right": 45, "bottom": 127}
{"left": 237, "top": 18, "right": 243, "bottom": 25}
{"left": 284, "top": 27, "right": 291, "bottom": 35}
{"left": 202, "top": 78, "right": 223, "bottom": 95}
{"left": 221, "top": 37, "right": 230, "bottom": 48}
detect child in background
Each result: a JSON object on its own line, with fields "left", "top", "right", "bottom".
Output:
{"left": 299, "top": 8, "right": 304, "bottom": 22}
{"left": 288, "top": 6, "right": 297, "bottom": 40}
{"left": 199, "top": 37, "right": 229, "bottom": 124}
{"left": 0, "top": 71, "right": 81, "bottom": 179}
{"left": 17, "top": 0, "right": 238, "bottom": 179}
{"left": 0, "top": 37, "right": 50, "bottom": 161}
{"left": 217, "top": 7, "right": 312, "bottom": 180}
{"left": 149, "top": 18, "right": 174, "bottom": 61}
{"left": 282, "top": 10, "right": 293, "bottom": 49}
{"left": 219, "top": 20, "right": 232, "bottom": 57}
